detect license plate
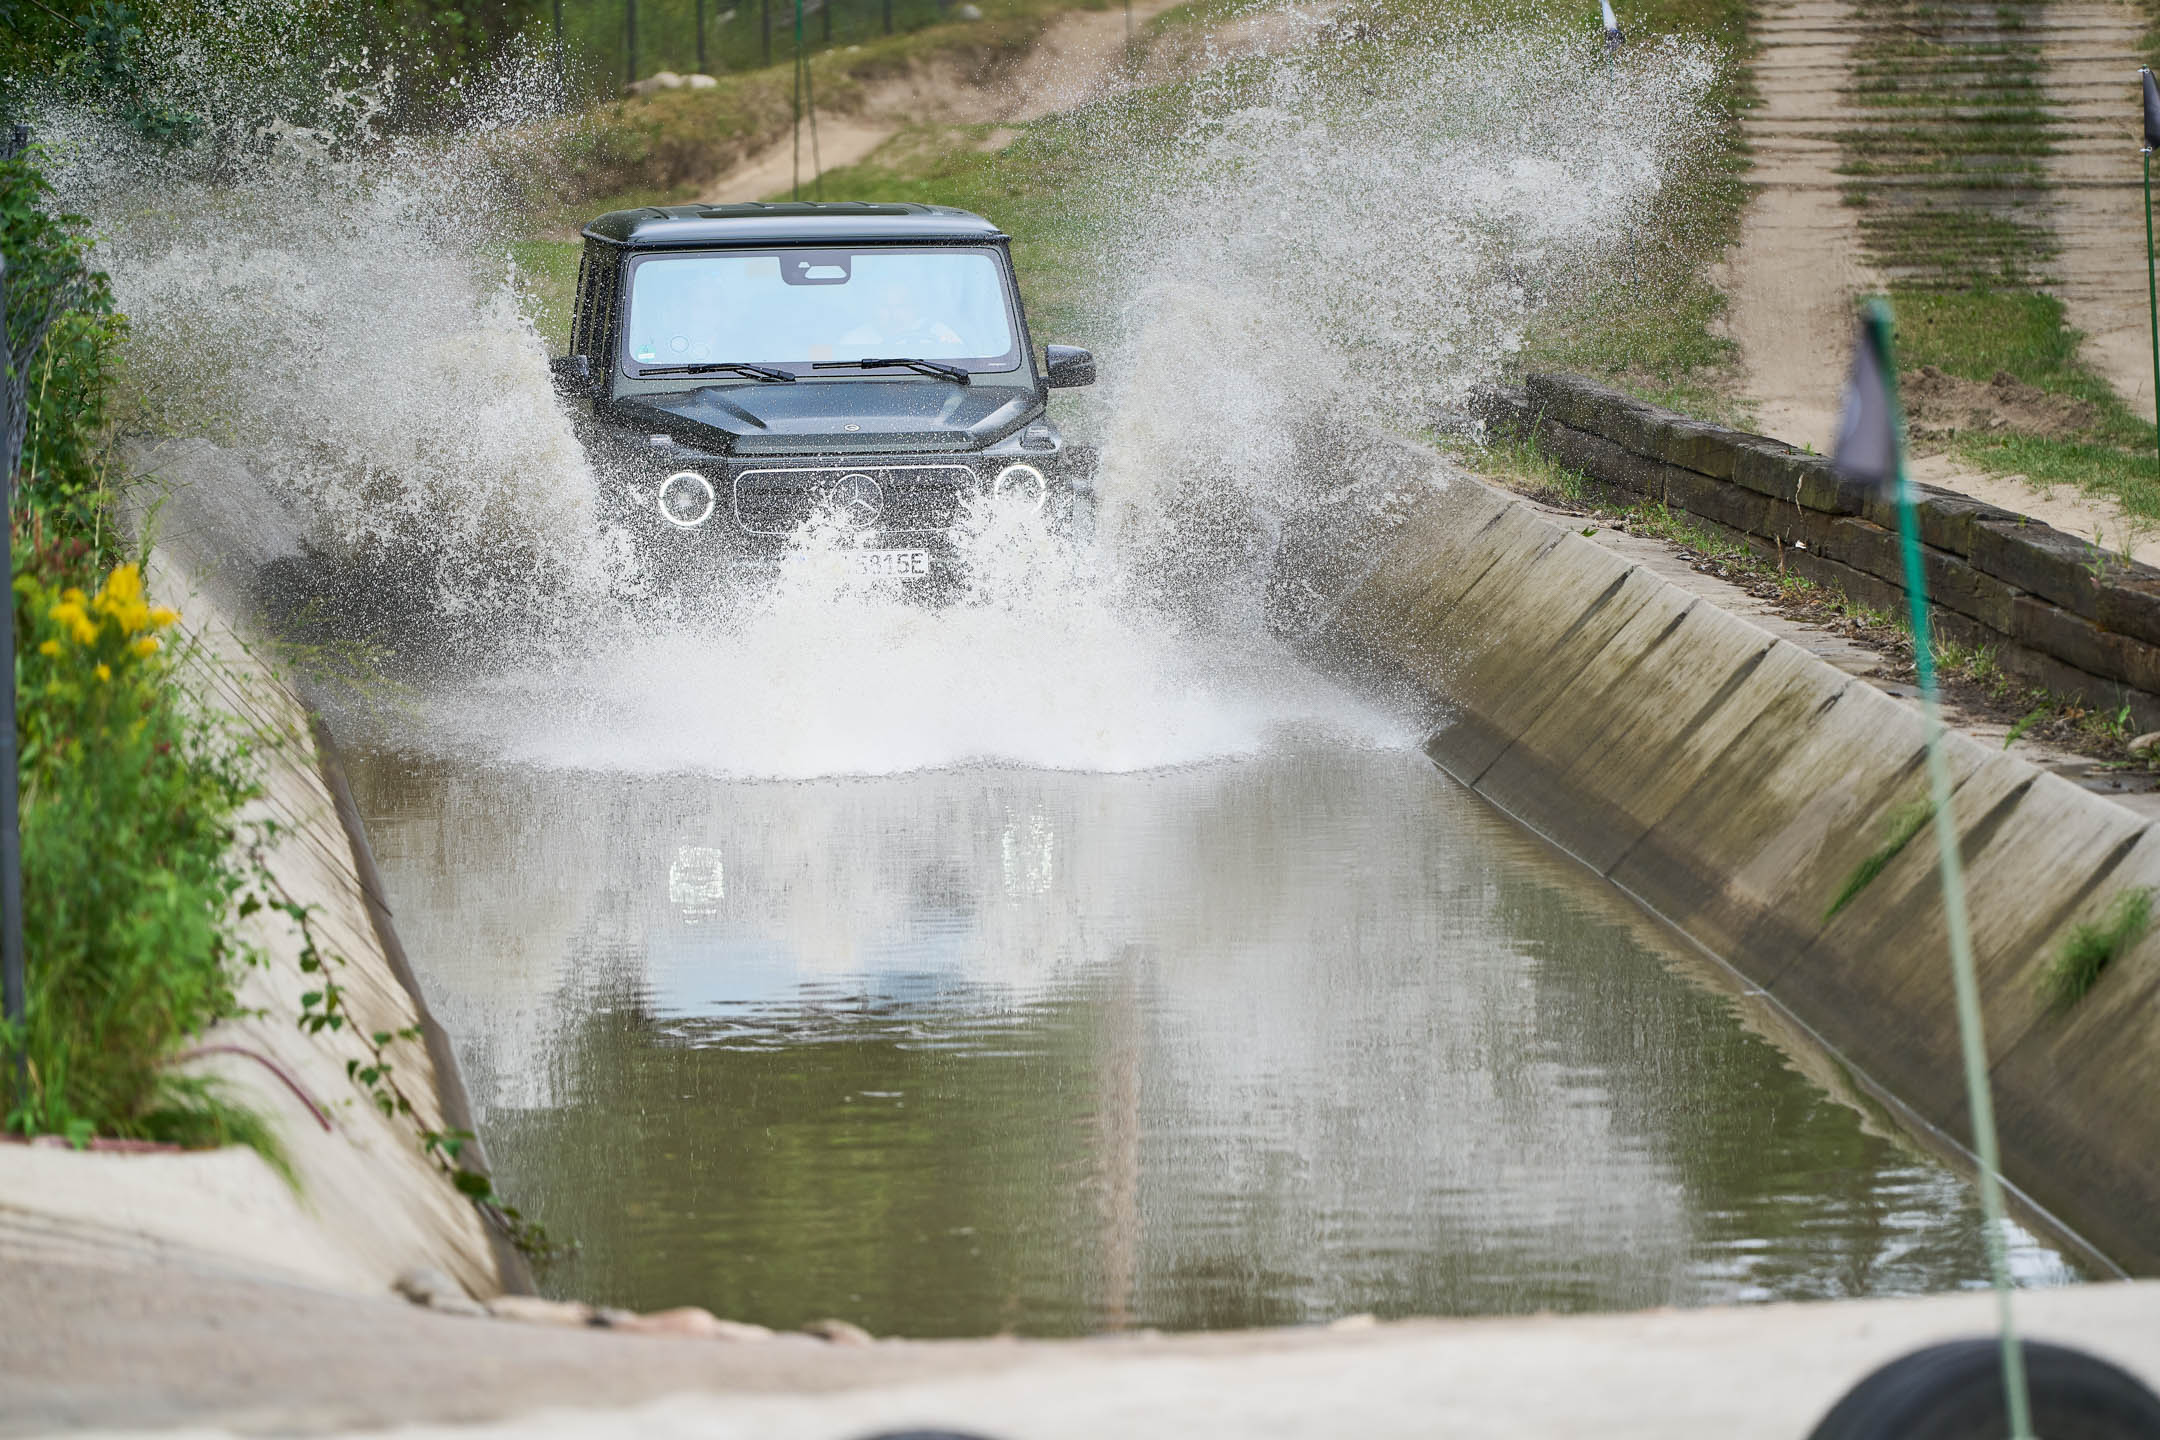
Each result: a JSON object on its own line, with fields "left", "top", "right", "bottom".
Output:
{"left": 852, "top": 548, "right": 932, "bottom": 578}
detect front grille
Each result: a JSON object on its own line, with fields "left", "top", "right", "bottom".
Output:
{"left": 732, "top": 464, "right": 978, "bottom": 536}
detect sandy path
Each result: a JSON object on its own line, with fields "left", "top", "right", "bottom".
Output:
{"left": 1726, "top": 0, "right": 2160, "bottom": 562}
{"left": 701, "top": 0, "right": 1190, "bottom": 202}
{"left": 2044, "top": 1, "right": 2152, "bottom": 411}
{"left": 1721, "top": 0, "right": 1880, "bottom": 452}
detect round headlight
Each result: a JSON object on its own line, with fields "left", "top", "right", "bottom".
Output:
{"left": 994, "top": 463, "right": 1049, "bottom": 512}
{"left": 657, "top": 471, "right": 716, "bottom": 528}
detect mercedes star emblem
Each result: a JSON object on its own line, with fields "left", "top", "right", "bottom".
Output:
{"left": 818, "top": 472, "right": 883, "bottom": 522}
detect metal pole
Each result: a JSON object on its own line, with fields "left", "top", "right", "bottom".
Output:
{"left": 697, "top": 0, "right": 708, "bottom": 71}
{"left": 0, "top": 254, "right": 22, "bottom": 1106}
{"left": 1868, "top": 298, "right": 2035, "bottom": 1440}
{"left": 2146, "top": 138, "right": 2158, "bottom": 466}
{"left": 792, "top": 0, "right": 803, "bottom": 198}
{"left": 625, "top": 0, "right": 638, "bottom": 86}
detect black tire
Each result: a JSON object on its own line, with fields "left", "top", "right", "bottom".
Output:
{"left": 1808, "top": 1338, "right": 2160, "bottom": 1440}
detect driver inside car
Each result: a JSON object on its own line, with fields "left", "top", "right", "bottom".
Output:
{"left": 840, "top": 282, "right": 965, "bottom": 353}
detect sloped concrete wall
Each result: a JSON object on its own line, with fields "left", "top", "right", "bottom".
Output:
{"left": 0, "top": 442, "right": 522, "bottom": 1302}
{"left": 1270, "top": 435, "right": 2160, "bottom": 1273}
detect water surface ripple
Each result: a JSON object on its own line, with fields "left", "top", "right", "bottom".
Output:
{"left": 348, "top": 744, "right": 2082, "bottom": 1336}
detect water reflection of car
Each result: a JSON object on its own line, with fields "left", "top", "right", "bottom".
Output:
{"left": 551, "top": 202, "right": 1098, "bottom": 585}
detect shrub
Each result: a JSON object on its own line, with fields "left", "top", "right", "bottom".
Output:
{"left": 0, "top": 553, "right": 264, "bottom": 1150}
{"left": 1, "top": 145, "right": 127, "bottom": 565}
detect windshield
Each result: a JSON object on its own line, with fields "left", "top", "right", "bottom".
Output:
{"left": 620, "top": 247, "right": 1022, "bottom": 377}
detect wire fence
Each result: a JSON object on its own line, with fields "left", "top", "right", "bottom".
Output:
{"left": 547, "top": 0, "right": 975, "bottom": 90}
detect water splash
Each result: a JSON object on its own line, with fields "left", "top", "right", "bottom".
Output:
{"left": 37, "top": 17, "right": 618, "bottom": 635}
{"left": 421, "top": 494, "right": 1407, "bottom": 777}
{"left": 1083, "top": 21, "right": 1720, "bottom": 612}
{"left": 39, "top": 11, "right": 1719, "bottom": 777}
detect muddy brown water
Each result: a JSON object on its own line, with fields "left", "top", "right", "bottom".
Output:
{"left": 345, "top": 743, "right": 2088, "bottom": 1337}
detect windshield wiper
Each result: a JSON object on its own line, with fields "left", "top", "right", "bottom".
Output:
{"left": 811, "top": 357, "right": 971, "bottom": 384}
{"left": 636, "top": 361, "right": 796, "bottom": 382}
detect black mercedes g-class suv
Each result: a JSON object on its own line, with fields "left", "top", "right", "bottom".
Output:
{"left": 551, "top": 201, "right": 1097, "bottom": 584}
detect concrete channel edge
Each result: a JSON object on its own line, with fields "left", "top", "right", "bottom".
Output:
{"left": 309, "top": 713, "right": 538, "bottom": 1297}
{"left": 1269, "top": 432, "right": 2160, "bottom": 1275}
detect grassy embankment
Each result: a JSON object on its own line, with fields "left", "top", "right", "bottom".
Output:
{"left": 1499, "top": 0, "right": 1755, "bottom": 420}
{"left": 1838, "top": 0, "right": 2160, "bottom": 524}
{"left": 515, "top": 0, "right": 1756, "bottom": 405}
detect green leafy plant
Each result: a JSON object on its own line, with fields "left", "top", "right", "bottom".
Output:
{"left": 0, "top": 555, "right": 266, "bottom": 1149}
{"left": 1826, "top": 798, "right": 1934, "bottom": 921}
{"left": 270, "top": 877, "right": 569, "bottom": 1264}
{"left": 2002, "top": 705, "right": 2046, "bottom": 749}
{"left": 1, "top": 148, "right": 127, "bottom": 566}
{"left": 2041, "top": 888, "right": 2153, "bottom": 1011}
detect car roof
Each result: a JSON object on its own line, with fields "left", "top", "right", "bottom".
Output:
{"left": 583, "top": 202, "right": 1007, "bottom": 248}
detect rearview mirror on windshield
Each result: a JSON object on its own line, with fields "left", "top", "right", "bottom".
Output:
{"left": 1044, "top": 345, "right": 1095, "bottom": 389}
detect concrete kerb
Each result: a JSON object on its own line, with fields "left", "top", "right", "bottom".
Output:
{"left": 1595, "top": 641, "right": 1878, "bottom": 965}
{"left": 1276, "top": 450, "right": 2160, "bottom": 1276}
{"left": 1480, "top": 596, "right": 1783, "bottom": 876}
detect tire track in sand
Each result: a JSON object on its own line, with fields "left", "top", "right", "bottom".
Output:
{"left": 1722, "top": 0, "right": 1881, "bottom": 451}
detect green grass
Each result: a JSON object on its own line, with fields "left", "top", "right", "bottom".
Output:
{"left": 1887, "top": 289, "right": 2160, "bottom": 522}
{"left": 1892, "top": 290, "right": 2121, "bottom": 412}
{"left": 2041, "top": 887, "right": 2154, "bottom": 1010}
{"left": 524, "top": 0, "right": 1124, "bottom": 226}
{"left": 1826, "top": 799, "right": 1934, "bottom": 922}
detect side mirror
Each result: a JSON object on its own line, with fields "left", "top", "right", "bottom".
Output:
{"left": 550, "top": 354, "right": 598, "bottom": 397}
{"left": 1043, "top": 344, "right": 1095, "bottom": 390}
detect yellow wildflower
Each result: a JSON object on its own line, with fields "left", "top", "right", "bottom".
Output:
{"left": 147, "top": 606, "right": 180, "bottom": 630}
{"left": 94, "top": 565, "right": 152, "bottom": 635}
{"left": 36, "top": 640, "right": 59, "bottom": 658}
{"left": 48, "top": 601, "right": 97, "bottom": 647}
{"left": 95, "top": 663, "right": 110, "bottom": 682}
{"left": 129, "top": 637, "right": 159, "bottom": 659}
{"left": 100, "top": 564, "right": 142, "bottom": 606}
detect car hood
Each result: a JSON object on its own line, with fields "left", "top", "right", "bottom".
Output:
{"left": 613, "top": 378, "right": 1041, "bottom": 455}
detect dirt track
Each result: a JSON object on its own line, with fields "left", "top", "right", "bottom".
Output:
{"left": 1727, "top": 0, "right": 2160, "bottom": 562}
{"left": 702, "top": 0, "right": 1190, "bottom": 202}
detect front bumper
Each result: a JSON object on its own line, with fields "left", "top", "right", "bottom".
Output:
{"left": 616, "top": 449, "right": 1095, "bottom": 559}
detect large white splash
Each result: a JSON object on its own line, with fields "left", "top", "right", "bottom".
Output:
{"left": 1084, "top": 22, "right": 1721, "bottom": 606}
{"left": 424, "top": 494, "right": 1410, "bottom": 777}
{"left": 40, "top": 24, "right": 620, "bottom": 626}
{"left": 42, "top": 12, "right": 1720, "bottom": 779}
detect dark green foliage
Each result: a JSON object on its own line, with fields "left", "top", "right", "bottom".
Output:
{"left": 0, "top": 1, "right": 201, "bottom": 143}
{"left": 2042, "top": 888, "right": 2153, "bottom": 1011}
{"left": 2, "top": 151, "right": 126, "bottom": 563}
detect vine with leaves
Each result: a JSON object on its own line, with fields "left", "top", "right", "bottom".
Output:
{"left": 247, "top": 829, "right": 566, "bottom": 1264}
